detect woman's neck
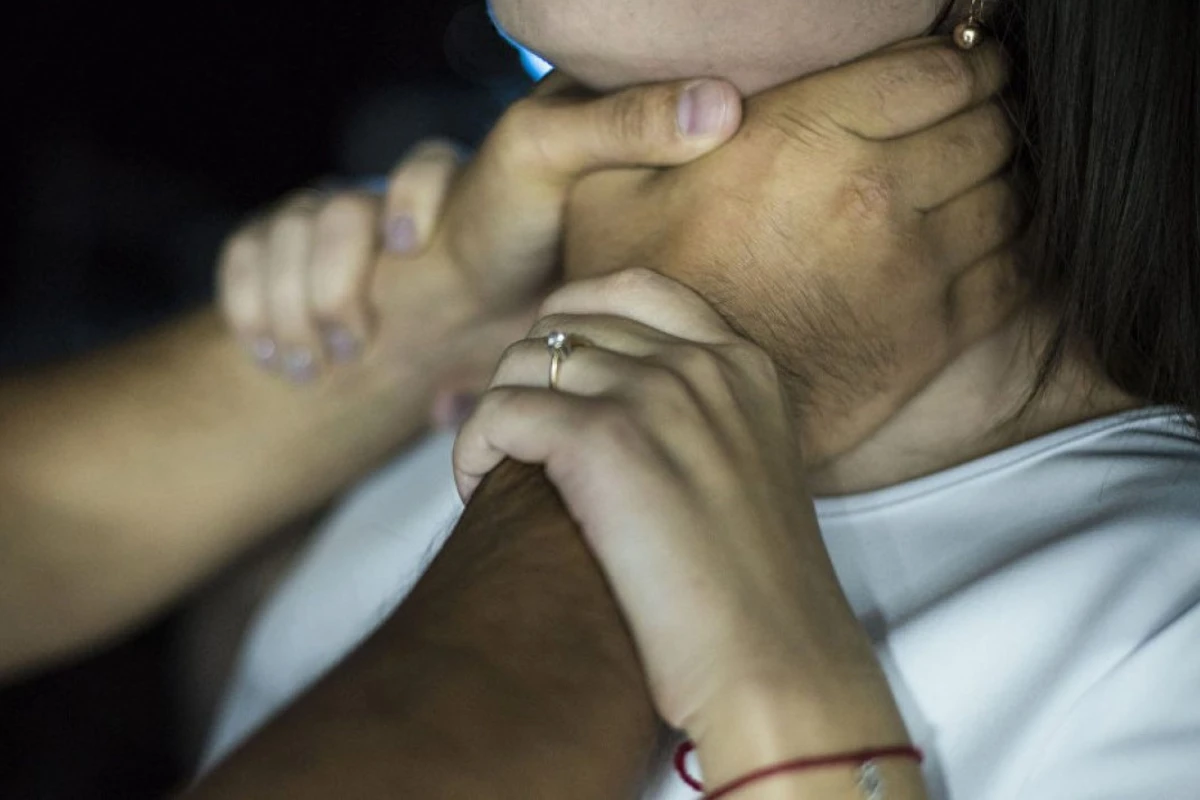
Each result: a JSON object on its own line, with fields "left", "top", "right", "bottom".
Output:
{"left": 806, "top": 311, "right": 1142, "bottom": 497}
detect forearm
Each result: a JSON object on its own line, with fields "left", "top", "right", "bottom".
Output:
{"left": 0, "top": 262, "right": 477, "bottom": 678}
{"left": 191, "top": 461, "right": 659, "bottom": 799}
{"left": 694, "top": 683, "right": 927, "bottom": 799}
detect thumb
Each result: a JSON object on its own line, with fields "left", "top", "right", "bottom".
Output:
{"left": 434, "top": 79, "right": 741, "bottom": 309}
{"left": 492, "top": 78, "right": 743, "bottom": 180}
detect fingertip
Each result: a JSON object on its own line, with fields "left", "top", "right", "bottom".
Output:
{"left": 320, "top": 323, "right": 364, "bottom": 364}
{"left": 383, "top": 213, "right": 421, "bottom": 255}
{"left": 676, "top": 80, "right": 742, "bottom": 143}
{"left": 431, "top": 389, "right": 479, "bottom": 430}
{"left": 244, "top": 334, "right": 280, "bottom": 371}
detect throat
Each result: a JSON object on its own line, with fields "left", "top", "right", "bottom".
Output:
{"left": 806, "top": 317, "right": 1142, "bottom": 497}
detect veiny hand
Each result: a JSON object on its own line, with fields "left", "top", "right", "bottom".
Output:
{"left": 215, "top": 76, "right": 745, "bottom": 388}
{"left": 562, "top": 40, "right": 1023, "bottom": 468}
{"left": 452, "top": 269, "right": 890, "bottom": 751}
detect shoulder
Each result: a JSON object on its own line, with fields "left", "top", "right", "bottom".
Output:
{"left": 1015, "top": 594, "right": 1200, "bottom": 797}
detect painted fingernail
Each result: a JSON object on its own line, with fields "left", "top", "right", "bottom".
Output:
{"left": 385, "top": 214, "right": 419, "bottom": 254}
{"left": 248, "top": 336, "right": 279, "bottom": 369}
{"left": 678, "top": 81, "right": 731, "bottom": 138}
{"left": 282, "top": 347, "right": 317, "bottom": 383}
{"left": 323, "top": 326, "right": 362, "bottom": 363}
{"left": 449, "top": 393, "right": 478, "bottom": 426}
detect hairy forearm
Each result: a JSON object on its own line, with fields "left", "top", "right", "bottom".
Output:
{"left": 191, "top": 461, "right": 659, "bottom": 799}
{"left": 0, "top": 263, "right": 476, "bottom": 678}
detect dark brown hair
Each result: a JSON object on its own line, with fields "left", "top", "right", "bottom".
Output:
{"left": 1003, "top": 1, "right": 1199, "bottom": 423}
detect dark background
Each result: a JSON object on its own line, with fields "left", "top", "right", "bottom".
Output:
{"left": 1, "top": 1, "right": 529, "bottom": 795}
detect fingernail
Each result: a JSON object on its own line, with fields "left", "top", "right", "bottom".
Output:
{"left": 282, "top": 347, "right": 317, "bottom": 383}
{"left": 449, "top": 393, "right": 477, "bottom": 426}
{"left": 323, "top": 326, "right": 361, "bottom": 363}
{"left": 385, "top": 215, "right": 418, "bottom": 254}
{"left": 248, "top": 336, "right": 279, "bottom": 369}
{"left": 678, "top": 81, "right": 731, "bottom": 138}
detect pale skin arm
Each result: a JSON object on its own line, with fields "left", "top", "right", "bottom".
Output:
{"left": 0, "top": 265, "right": 474, "bottom": 682}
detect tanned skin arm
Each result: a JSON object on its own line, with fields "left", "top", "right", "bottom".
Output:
{"left": 0, "top": 255, "right": 479, "bottom": 681}
{"left": 190, "top": 461, "right": 658, "bottom": 799}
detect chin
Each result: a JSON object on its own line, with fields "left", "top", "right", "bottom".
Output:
{"left": 490, "top": 0, "right": 938, "bottom": 95}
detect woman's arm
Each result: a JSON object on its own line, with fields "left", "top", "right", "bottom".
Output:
{"left": 0, "top": 274, "right": 474, "bottom": 681}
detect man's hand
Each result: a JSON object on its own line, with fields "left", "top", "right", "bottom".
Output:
{"left": 192, "top": 41, "right": 1021, "bottom": 799}
{"left": 217, "top": 77, "right": 744, "bottom": 391}
{"left": 565, "top": 40, "right": 1021, "bottom": 466}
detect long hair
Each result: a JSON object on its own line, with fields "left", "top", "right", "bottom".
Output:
{"left": 1002, "top": 1, "right": 1200, "bottom": 423}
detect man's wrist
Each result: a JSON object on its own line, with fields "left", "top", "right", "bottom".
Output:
{"left": 361, "top": 250, "right": 485, "bottom": 390}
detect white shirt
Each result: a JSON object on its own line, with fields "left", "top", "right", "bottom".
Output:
{"left": 204, "top": 407, "right": 1200, "bottom": 799}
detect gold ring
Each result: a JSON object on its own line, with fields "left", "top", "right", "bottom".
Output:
{"left": 546, "top": 331, "right": 573, "bottom": 391}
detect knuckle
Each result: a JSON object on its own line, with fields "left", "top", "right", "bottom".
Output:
{"left": 605, "top": 267, "right": 658, "bottom": 298}
{"left": 493, "top": 98, "right": 557, "bottom": 169}
{"left": 530, "top": 312, "right": 571, "bottom": 339}
{"left": 310, "top": 281, "right": 359, "bottom": 319}
{"left": 644, "top": 362, "right": 691, "bottom": 400}
{"left": 606, "top": 89, "right": 655, "bottom": 144}
{"left": 498, "top": 338, "right": 531, "bottom": 369}
{"left": 759, "top": 102, "right": 838, "bottom": 152}
{"left": 584, "top": 398, "right": 642, "bottom": 449}
{"left": 669, "top": 344, "right": 724, "bottom": 387}
{"left": 834, "top": 163, "right": 900, "bottom": 228}
{"left": 729, "top": 339, "right": 777, "bottom": 380}
{"left": 912, "top": 47, "right": 974, "bottom": 105}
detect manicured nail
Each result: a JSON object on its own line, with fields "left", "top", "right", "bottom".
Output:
{"left": 282, "top": 347, "right": 317, "bottom": 383}
{"left": 385, "top": 215, "right": 418, "bottom": 254}
{"left": 323, "top": 326, "right": 361, "bottom": 363}
{"left": 248, "top": 336, "right": 279, "bottom": 369}
{"left": 678, "top": 81, "right": 731, "bottom": 138}
{"left": 449, "top": 393, "right": 477, "bottom": 426}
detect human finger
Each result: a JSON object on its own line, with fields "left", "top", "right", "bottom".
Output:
{"left": 804, "top": 40, "right": 1010, "bottom": 139}
{"left": 945, "top": 251, "right": 1025, "bottom": 350}
{"left": 538, "top": 268, "right": 735, "bottom": 344}
{"left": 491, "top": 78, "right": 742, "bottom": 179}
{"left": 382, "top": 139, "right": 466, "bottom": 255}
{"left": 892, "top": 100, "right": 1016, "bottom": 210}
{"left": 307, "top": 192, "right": 380, "bottom": 362}
{"left": 264, "top": 202, "right": 323, "bottom": 382}
{"left": 217, "top": 224, "right": 276, "bottom": 369}
{"left": 438, "top": 81, "right": 743, "bottom": 309}
{"left": 922, "top": 176, "right": 1025, "bottom": 274}
{"left": 429, "top": 301, "right": 543, "bottom": 429}
{"left": 451, "top": 387, "right": 591, "bottom": 501}
{"left": 489, "top": 333, "right": 653, "bottom": 394}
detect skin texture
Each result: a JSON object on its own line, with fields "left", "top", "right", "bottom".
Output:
{"left": 496, "top": 0, "right": 1139, "bottom": 493}
{"left": 490, "top": 0, "right": 945, "bottom": 94}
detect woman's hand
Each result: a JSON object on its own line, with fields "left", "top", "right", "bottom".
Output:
{"left": 453, "top": 269, "right": 904, "bottom": 779}
{"left": 215, "top": 77, "right": 743, "bottom": 386}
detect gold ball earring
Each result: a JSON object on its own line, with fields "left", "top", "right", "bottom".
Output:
{"left": 954, "top": 0, "right": 987, "bottom": 50}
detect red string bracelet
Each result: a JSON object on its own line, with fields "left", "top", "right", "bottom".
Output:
{"left": 673, "top": 740, "right": 924, "bottom": 799}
